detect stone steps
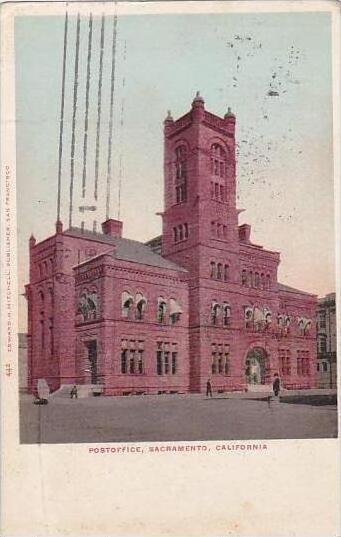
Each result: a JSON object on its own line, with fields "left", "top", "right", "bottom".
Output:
{"left": 50, "top": 384, "right": 104, "bottom": 398}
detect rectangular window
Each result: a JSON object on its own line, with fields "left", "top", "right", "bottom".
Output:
{"left": 164, "top": 352, "right": 170, "bottom": 374}
{"left": 121, "top": 350, "right": 127, "bottom": 374}
{"left": 157, "top": 342, "right": 178, "bottom": 375}
{"left": 129, "top": 352, "right": 135, "bottom": 374}
{"left": 224, "top": 354, "right": 229, "bottom": 375}
{"left": 218, "top": 354, "right": 223, "bottom": 373}
{"left": 172, "top": 352, "right": 177, "bottom": 374}
{"left": 211, "top": 352, "right": 217, "bottom": 374}
{"left": 40, "top": 319, "right": 44, "bottom": 349}
{"left": 138, "top": 350, "right": 144, "bottom": 374}
{"left": 49, "top": 317, "right": 53, "bottom": 356}
{"left": 157, "top": 351, "right": 162, "bottom": 375}
{"left": 121, "top": 341, "right": 144, "bottom": 375}
{"left": 319, "top": 313, "right": 326, "bottom": 329}
{"left": 320, "top": 338, "right": 327, "bottom": 353}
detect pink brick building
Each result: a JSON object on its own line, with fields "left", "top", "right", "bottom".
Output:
{"left": 25, "top": 95, "right": 317, "bottom": 395}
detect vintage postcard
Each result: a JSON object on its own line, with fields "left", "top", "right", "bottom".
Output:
{"left": 1, "top": 0, "right": 340, "bottom": 535}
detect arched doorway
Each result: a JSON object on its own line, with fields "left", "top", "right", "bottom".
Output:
{"left": 86, "top": 340, "right": 97, "bottom": 384}
{"left": 245, "top": 347, "right": 268, "bottom": 385}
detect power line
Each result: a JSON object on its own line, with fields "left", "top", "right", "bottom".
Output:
{"left": 94, "top": 15, "right": 105, "bottom": 202}
{"left": 56, "top": 11, "right": 68, "bottom": 224}
{"left": 81, "top": 13, "right": 93, "bottom": 199}
{"left": 69, "top": 13, "right": 81, "bottom": 228}
{"left": 106, "top": 13, "right": 118, "bottom": 220}
{"left": 117, "top": 40, "right": 127, "bottom": 221}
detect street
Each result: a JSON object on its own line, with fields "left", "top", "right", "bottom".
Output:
{"left": 19, "top": 392, "right": 338, "bottom": 444}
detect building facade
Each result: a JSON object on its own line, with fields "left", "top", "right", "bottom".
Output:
{"left": 25, "top": 95, "right": 317, "bottom": 395}
{"left": 316, "top": 293, "right": 337, "bottom": 389}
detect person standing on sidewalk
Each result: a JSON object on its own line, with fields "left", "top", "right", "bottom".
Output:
{"left": 70, "top": 385, "right": 78, "bottom": 399}
{"left": 206, "top": 378, "right": 213, "bottom": 398}
{"left": 272, "top": 373, "right": 281, "bottom": 398}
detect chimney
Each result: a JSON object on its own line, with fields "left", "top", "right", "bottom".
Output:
{"left": 101, "top": 219, "right": 123, "bottom": 238}
{"left": 238, "top": 224, "right": 251, "bottom": 242}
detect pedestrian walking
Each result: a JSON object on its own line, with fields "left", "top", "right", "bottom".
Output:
{"left": 206, "top": 378, "right": 213, "bottom": 398}
{"left": 70, "top": 385, "right": 78, "bottom": 399}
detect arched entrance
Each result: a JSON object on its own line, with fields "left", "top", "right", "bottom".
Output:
{"left": 245, "top": 347, "right": 268, "bottom": 385}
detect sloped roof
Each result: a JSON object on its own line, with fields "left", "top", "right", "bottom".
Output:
{"left": 278, "top": 283, "right": 315, "bottom": 297}
{"left": 64, "top": 228, "right": 187, "bottom": 273}
{"left": 113, "top": 236, "right": 187, "bottom": 272}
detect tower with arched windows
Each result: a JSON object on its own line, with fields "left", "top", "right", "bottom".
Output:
{"left": 162, "top": 92, "right": 239, "bottom": 261}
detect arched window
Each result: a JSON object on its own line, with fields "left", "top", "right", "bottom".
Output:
{"left": 210, "top": 262, "right": 216, "bottom": 279}
{"left": 173, "top": 227, "right": 178, "bottom": 243}
{"left": 175, "top": 145, "right": 187, "bottom": 204}
{"left": 157, "top": 297, "right": 167, "bottom": 323}
{"left": 217, "top": 263, "right": 222, "bottom": 280}
{"left": 224, "top": 264, "right": 229, "bottom": 282}
{"left": 241, "top": 269, "right": 247, "bottom": 286}
{"left": 261, "top": 273, "right": 265, "bottom": 289}
{"left": 211, "top": 302, "right": 220, "bottom": 325}
{"left": 184, "top": 223, "right": 188, "bottom": 239}
{"left": 179, "top": 224, "right": 183, "bottom": 241}
{"left": 211, "top": 143, "right": 227, "bottom": 177}
{"left": 48, "top": 288, "right": 53, "bottom": 312}
{"left": 223, "top": 303, "right": 231, "bottom": 327}
{"left": 122, "top": 291, "right": 134, "bottom": 318}
{"left": 38, "top": 290, "right": 44, "bottom": 305}
{"left": 135, "top": 293, "right": 147, "bottom": 320}
{"left": 78, "top": 290, "right": 98, "bottom": 321}
{"left": 169, "top": 298, "right": 183, "bottom": 324}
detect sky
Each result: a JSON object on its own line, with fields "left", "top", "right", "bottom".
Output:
{"left": 15, "top": 10, "right": 335, "bottom": 331}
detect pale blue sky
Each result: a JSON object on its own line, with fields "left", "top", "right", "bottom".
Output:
{"left": 15, "top": 11, "right": 334, "bottom": 329}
